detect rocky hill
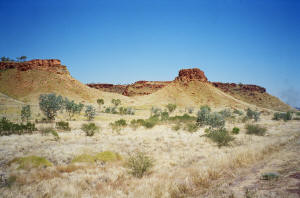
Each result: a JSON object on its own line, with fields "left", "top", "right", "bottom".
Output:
{"left": 87, "top": 68, "right": 292, "bottom": 111}
{"left": 0, "top": 59, "right": 130, "bottom": 104}
{"left": 0, "top": 59, "right": 292, "bottom": 111}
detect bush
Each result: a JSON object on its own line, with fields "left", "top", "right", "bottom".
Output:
{"left": 160, "top": 111, "right": 169, "bottom": 121}
{"left": 273, "top": 112, "right": 292, "bottom": 121}
{"left": 84, "top": 105, "right": 96, "bottom": 121}
{"left": 72, "top": 151, "right": 121, "bottom": 164}
{"left": 245, "top": 124, "right": 267, "bottom": 136}
{"left": 207, "top": 113, "right": 225, "bottom": 129}
{"left": 9, "top": 156, "right": 52, "bottom": 170}
{"left": 21, "top": 105, "right": 31, "bottom": 122}
{"left": 184, "top": 123, "right": 198, "bottom": 132}
{"left": 0, "top": 117, "right": 36, "bottom": 136}
{"left": 64, "top": 98, "right": 84, "bottom": 120}
{"left": 206, "top": 128, "right": 235, "bottom": 147}
{"left": 151, "top": 107, "right": 162, "bottom": 116}
{"left": 39, "top": 93, "right": 64, "bottom": 121}
{"left": 166, "top": 104, "right": 177, "bottom": 113}
{"left": 111, "top": 99, "right": 121, "bottom": 107}
{"left": 172, "top": 123, "right": 181, "bottom": 131}
{"left": 196, "top": 105, "right": 211, "bottom": 126}
{"left": 169, "top": 114, "right": 196, "bottom": 123}
{"left": 143, "top": 120, "right": 156, "bottom": 129}
{"left": 56, "top": 121, "right": 71, "bottom": 131}
{"left": 40, "top": 127, "right": 60, "bottom": 140}
{"left": 97, "top": 98, "right": 104, "bottom": 110}
{"left": 119, "top": 107, "right": 135, "bottom": 115}
{"left": 81, "top": 123, "right": 99, "bottom": 136}
{"left": 110, "top": 119, "right": 127, "bottom": 132}
{"left": 126, "top": 151, "right": 154, "bottom": 178}
{"left": 232, "top": 127, "right": 240, "bottom": 134}
{"left": 296, "top": 112, "right": 300, "bottom": 116}
{"left": 105, "top": 106, "right": 117, "bottom": 114}
{"left": 246, "top": 108, "right": 260, "bottom": 122}
{"left": 219, "top": 109, "right": 231, "bottom": 118}
{"left": 233, "top": 109, "right": 243, "bottom": 116}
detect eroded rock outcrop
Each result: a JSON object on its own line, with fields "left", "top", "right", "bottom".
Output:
{"left": 175, "top": 68, "right": 208, "bottom": 82}
{"left": 212, "top": 82, "right": 266, "bottom": 93}
{"left": 0, "top": 59, "right": 68, "bottom": 74}
{"left": 86, "top": 83, "right": 127, "bottom": 95}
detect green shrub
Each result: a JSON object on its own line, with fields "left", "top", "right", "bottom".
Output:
{"left": 273, "top": 112, "right": 292, "bottom": 121}
{"left": 160, "top": 111, "right": 169, "bottom": 121}
{"left": 126, "top": 151, "right": 154, "bottom": 178}
{"left": 111, "top": 99, "right": 121, "bottom": 107}
{"left": 233, "top": 109, "right": 243, "bottom": 116}
{"left": 39, "top": 93, "right": 64, "bottom": 121}
{"left": 184, "top": 123, "right": 198, "bottom": 133}
{"left": 0, "top": 117, "right": 36, "bottom": 136}
{"left": 21, "top": 105, "right": 31, "bottom": 122}
{"left": 172, "top": 123, "right": 181, "bottom": 131}
{"left": 166, "top": 104, "right": 177, "bottom": 113}
{"left": 232, "top": 127, "right": 240, "bottom": 134}
{"left": 207, "top": 113, "right": 225, "bottom": 129}
{"left": 110, "top": 119, "right": 127, "bottom": 132}
{"left": 296, "top": 112, "right": 300, "bottom": 116}
{"left": 219, "top": 109, "right": 231, "bottom": 118}
{"left": 119, "top": 107, "right": 135, "bottom": 115}
{"left": 206, "top": 128, "right": 235, "bottom": 147}
{"left": 40, "top": 127, "right": 60, "bottom": 140}
{"left": 9, "top": 156, "right": 52, "bottom": 170}
{"left": 169, "top": 114, "right": 196, "bottom": 123}
{"left": 64, "top": 98, "right": 84, "bottom": 120}
{"left": 97, "top": 98, "right": 104, "bottom": 110}
{"left": 246, "top": 108, "right": 260, "bottom": 122}
{"left": 143, "top": 120, "right": 156, "bottom": 129}
{"left": 151, "top": 107, "right": 162, "bottom": 116}
{"left": 56, "top": 121, "right": 71, "bottom": 131}
{"left": 196, "top": 105, "right": 211, "bottom": 126}
{"left": 245, "top": 124, "right": 267, "bottom": 136}
{"left": 84, "top": 105, "right": 96, "bottom": 121}
{"left": 81, "top": 123, "right": 99, "bottom": 136}
{"left": 72, "top": 151, "right": 121, "bottom": 164}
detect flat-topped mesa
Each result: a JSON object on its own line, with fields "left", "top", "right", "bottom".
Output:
{"left": 212, "top": 82, "right": 266, "bottom": 93}
{"left": 0, "top": 59, "right": 68, "bottom": 74}
{"left": 86, "top": 83, "right": 127, "bottom": 95}
{"left": 175, "top": 68, "right": 208, "bottom": 82}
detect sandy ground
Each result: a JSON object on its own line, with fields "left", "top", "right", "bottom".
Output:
{"left": 0, "top": 115, "right": 299, "bottom": 198}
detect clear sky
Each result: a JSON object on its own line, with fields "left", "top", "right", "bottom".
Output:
{"left": 0, "top": 0, "right": 299, "bottom": 106}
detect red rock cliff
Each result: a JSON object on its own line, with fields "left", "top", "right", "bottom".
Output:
{"left": 175, "top": 68, "right": 208, "bottom": 82}
{"left": 0, "top": 59, "right": 68, "bottom": 74}
{"left": 212, "top": 82, "right": 266, "bottom": 93}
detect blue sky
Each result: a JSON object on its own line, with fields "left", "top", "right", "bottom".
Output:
{"left": 0, "top": 0, "right": 299, "bottom": 106}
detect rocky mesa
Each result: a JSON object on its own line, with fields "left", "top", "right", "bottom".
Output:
{"left": 0, "top": 59, "right": 69, "bottom": 75}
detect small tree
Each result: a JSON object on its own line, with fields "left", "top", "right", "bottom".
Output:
{"left": 64, "top": 98, "right": 84, "bottom": 120}
{"left": 111, "top": 99, "right": 121, "bottom": 107}
{"left": 85, "top": 105, "right": 96, "bottom": 121}
{"left": 21, "top": 105, "right": 31, "bottom": 122}
{"left": 166, "top": 104, "right": 176, "bottom": 113}
{"left": 20, "top": 56, "right": 27, "bottom": 62}
{"left": 39, "top": 94, "right": 63, "bottom": 121}
{"left": 97, "top": 98, "right": 104, "bottom": 110}
{"left": 196, "top": 105, "right": 211, "bottom": 126}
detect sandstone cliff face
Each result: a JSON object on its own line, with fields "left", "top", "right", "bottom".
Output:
{"left": 175, "top": 68, "right": 208, "bottom": 82}
{"left": 211, "top": 82, "right": 266, "bottom": 94}
{"left": 0, "top": 59, "right": 68, "bottom": 74}
{"left": 86, "top": 83, "right": 127, "bottom": 95}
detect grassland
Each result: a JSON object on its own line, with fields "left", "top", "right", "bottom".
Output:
{"left": 0, "top": 109, "right": 299, "bottom": 198}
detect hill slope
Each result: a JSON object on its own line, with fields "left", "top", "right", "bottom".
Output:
{"left": 0, "top": 60, "right": 132, "bottom": 104}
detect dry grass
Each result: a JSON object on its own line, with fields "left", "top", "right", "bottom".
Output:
{"left": 0, "top": 115, "right": 299, "bottom": 197}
